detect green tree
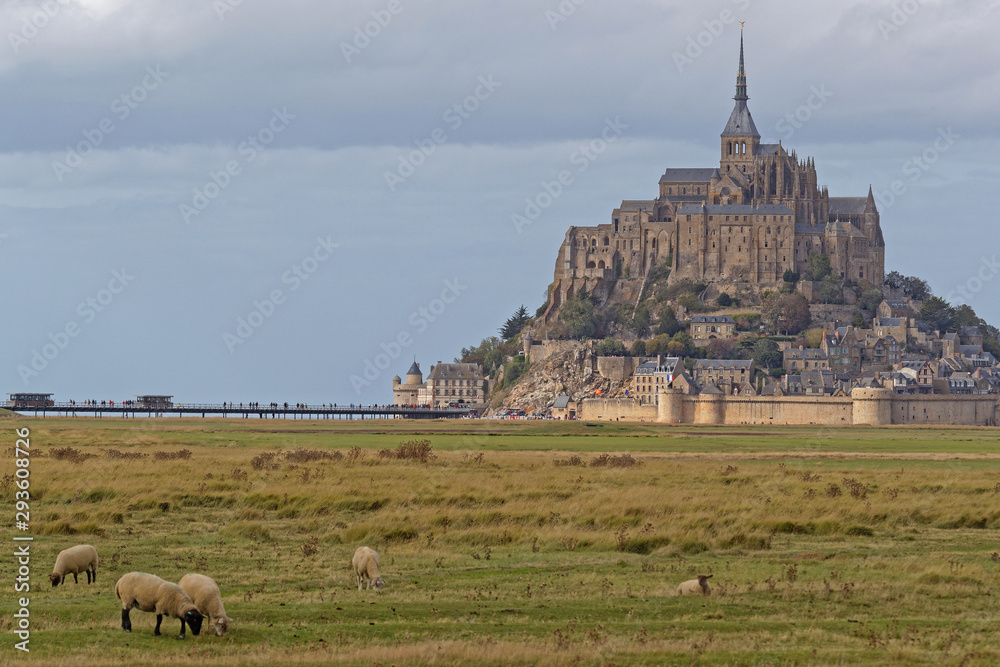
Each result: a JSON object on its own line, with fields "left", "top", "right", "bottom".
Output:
{"left": 819, "top": 275, "right": 845, "bottom": 304}
{"left": 656, "top": 307, "right": 684, "bottom": 336}
{"left": 645, "top": 334, "right": 671, "bottom": 356}
{"left": 761, "top": 292, "right": 811, "bottom": 335}
{"left": 595, "top": 338, "right": 627, "bottom": 357}
{"left": 560, "top": 293, "right": 598, "bottom": 339}
{"left": 901, "top": 276, "right": 931, "bottom": 301}
{"left": 803, "top": 253, "right": 832, "bottom": 281}
{"left": 919, "top": 296, "right": 955, "bottom": 332}
{"left": 852, "top": 311, "right": 867, "bottom": 329}
{"left": 858, "top": 288, "right": 884, "bottom": 314}
{"left": 499, "top": 305, "right": 530, "bottom": 340}
{"left": 783, "top": 268, "right": 800, "bottom": 284}
{"left": 716, "top": 293, "right": 733, "bottom": 307}
{"left": 804, "top": 328, "right": 826, "bottom": 348}
{"left": 884, "top": 270, "right": 905, "bottom": 290}
{"left": 751, "top": 339, "right": 782, "bottom": 371}
{"left": 630, "top": 303, "right": 651, "bottom": 335}
{"left": 629, "top": 339, "right": 647, "bottom": 357}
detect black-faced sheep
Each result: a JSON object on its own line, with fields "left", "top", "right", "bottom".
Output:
{"left": 50, "top": 544, "right": 99, "bottom": 587}
{"left": 179, "top": 573, "right": 233, "bottom": 637}
{"left": 677, "top": 574, "right": 713, "bottom": 596}
{"left": 351, "top": 546, "right": 384, "bottom": 591}
{"left": 115, "top": 572, "right": 204, "bottom": 638}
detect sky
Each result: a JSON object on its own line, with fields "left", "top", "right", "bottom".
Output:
{"left": 2, "top": 0, "right": 998, "bottom": 405}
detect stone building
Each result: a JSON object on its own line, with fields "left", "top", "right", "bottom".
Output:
{"left": 690, "top": 315, "right": 737, "bottom": 344}
{"left": 547, "top": 32, "right": 884, "bottom": 317}
{"left": 692, "top": 359, "right": 754, "bottom": 388}
{"left": 392, "top": 361, "right": 486, "bottom": 409}
{"left": 632, "top": 356, "right": 681, "bottom": 405}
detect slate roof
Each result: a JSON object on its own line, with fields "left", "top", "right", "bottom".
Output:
{"left": 659, "top": 168, "right": 720, "bottom": 184}
{"left": 784, "top": 349, "right": 828, "bottom": 360}
{"left": 553, "top": 395, "right": 571, "bottom": 409}
{"left": 694, "top": 359, "right": 753, "bottom": 370}
{"left": 721, "top": 100, "right": 759, "bottom": 137}
{"left": 675, "top": 204, "right": 794, "bottom": 216}
{"left": 795, "top": 223, "right": 825, "bottom": 235}
{"left": 875, "top": 317, "right": 903, "bottom": 327}
{"left": 406, "top": 361, "right": 422, "bottom": 376}
{"left": 618, "top": 200, "right": 655, "bottom": 211}
{"left": 635, "top": 357, "right": 681, "bottom": 375}
{"left": 427, "top": 363, "right": 481, "bottom": 380}
{"left": 828, "top": 197, "right": 867, "bottom": 215}
{"left": 691, "top": 315, "right": 736, "bottom": 324}
{"left": 755, "top": 143, "right": 781, "bottom": 156}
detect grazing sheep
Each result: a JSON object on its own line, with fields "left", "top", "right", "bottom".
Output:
{"left": 178, "top": 573, "right": 233, "bottom": 637}
{"left": 677, "top": 574, "right": 713, "bottom": 596}
{"left": 115, "top": 572, "right": 204, "bottom": 638}
{"left": 50, "top": 545, "right": 99, "bottom": 587}
{"left": 351, "top": 546, "right": 385, "bottom": 591}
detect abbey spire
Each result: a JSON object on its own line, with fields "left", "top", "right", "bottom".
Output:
{"left": 734, "top": 27, "right": 748, "bottom": 102}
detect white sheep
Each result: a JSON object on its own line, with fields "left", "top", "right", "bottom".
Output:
{"left": 115, "top": 572, "right": 204, "bottom": 638}
{"left": 179, "top": 573, "right": 233, "bottom": 637}
{"left": 351, "top": 546, "right": 385, "bottom": 591}
{"left": 50, "top": 544, "right": 99, "bottom": 587}
{"left": 676, "top": 574, "right": 713, "bottom": 596}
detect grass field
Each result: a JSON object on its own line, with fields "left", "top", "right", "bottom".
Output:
{"left": 3, "top": 417, "right": 1000, "bottom": 666}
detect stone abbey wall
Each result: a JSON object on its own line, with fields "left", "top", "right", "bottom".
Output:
{"left": 578, "top": 389, "right": 998, "bottom": 426}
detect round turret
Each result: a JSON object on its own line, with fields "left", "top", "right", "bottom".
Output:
{"left": 405, "top": 361, "right": 423, "bottom": 385}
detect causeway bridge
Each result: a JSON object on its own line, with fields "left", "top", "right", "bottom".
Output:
{"left": 4, "top": 401, "right": 475, "bottom": 420}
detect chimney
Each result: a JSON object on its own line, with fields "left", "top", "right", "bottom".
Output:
{"left": 657, "top": 355, "right": 664, "bottom": 366}
{"left": 799, "top": 345, "right": 804, "bottom": 350}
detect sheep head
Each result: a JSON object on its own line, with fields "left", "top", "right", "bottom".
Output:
{"left": 186, "top": 609, "right": 204, "bottom": 636}
{"left": 372, "top": 576, "right": 385, "bottom": 592}
{"left": 50, "top": 574, "right": 62, "bottom": 587}
{"left": 214, "top": 616, "right": 233, "bottom": 636}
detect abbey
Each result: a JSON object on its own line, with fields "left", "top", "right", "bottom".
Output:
{"left": 551, "top": 34, "right": 885, "bottom": 305}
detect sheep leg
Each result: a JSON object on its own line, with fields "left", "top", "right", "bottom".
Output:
{"left": 178, "top": 618, "right": 187, "bottom": 639}
{"left": 121, "top": 608, "right": 132, "bottom": 632}
{"left": 72, "top": 572, "right": 79, "bottom": 584}
{"left": 155, "top": 614, "right": 163, "bottom": 636}
{"left": 357, "top": 575, "right": 363, "bottom": 591}
{"left": 86, "top": 569, "right": 92, "bottom": 584}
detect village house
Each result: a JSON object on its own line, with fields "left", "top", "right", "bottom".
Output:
{"left": 692, "top": 359, "right": 754, "bottom": 388}
{"left": 632, "top": 356, "right": 682, "bottom": 405}
{"left": 877, "top": 299, "right": 916, "bottom": 320}
{"left": 782, "top": 347, "right": 828, "bottom": 372}
{"left": 823, "top": 327, "right": 861, "bottom": 373}
{"left": 690, "top": 315, "right": 737, "bottom": 345}
{"left": 392, "top": 361, "right": 486, "bottom": 409}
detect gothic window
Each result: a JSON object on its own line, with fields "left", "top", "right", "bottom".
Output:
{"left": 712, "top": 242, "right": 716, "bottom": 248}
{"left": 591, "top": 238, "right": 597, "bottom": 247}
{"left": 765, "top": 241, "right": 768, "bottom": 248}
{"left": 683, "top": 188, "right": 687, "bottom": 194}
{"left": 697, "top": 187, "right": 701, "bottom": 194}
{"left": 603, "top": 236, "right": 609, "bottom": 246}
{"left": 728, "top": 142, "right": 732, "bottom": 155}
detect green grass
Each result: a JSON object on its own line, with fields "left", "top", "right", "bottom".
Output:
{"left": 5, "top": 418, "right": 1000, "bottom": 666}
